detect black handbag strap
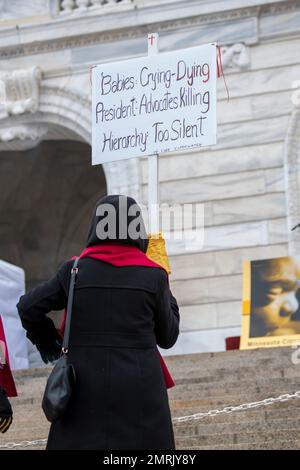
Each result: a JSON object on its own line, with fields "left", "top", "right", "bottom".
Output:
{"left": 62, "top": 257, "right": 79, "bottom": 353}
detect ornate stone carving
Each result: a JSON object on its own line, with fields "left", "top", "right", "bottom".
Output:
{"left": 60, "top": 0, "right": 76, "bottom": 12}
{"left": 75, "top": 0, "right": 90, "bottom": 9}
{"left": 91, "top": 0, "right": 104, "bottom": 5}
{"left": 260, "top": 0, "right": 300, "bottom": 16}
{"left": 0, "top": 79, "right": 142, "bottom": 205}
{"left": 0, "top": 124, "right": 48, "bottom": 142}
{"left": 219, "top": 43, "right": 250, "bottom": 70}
{"left": 60, "top": 0, "right": 125, "bottom": 13}
{"left": 0, "top": 1, "right": 297, "bottom": 60}
{"left": 0, "top": 66, "right": 42, "bottom": 115}
{"left": 284, "top": 87, "right": 300, "bottom": 256}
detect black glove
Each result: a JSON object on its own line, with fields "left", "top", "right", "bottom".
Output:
{"left": 35, "top": 337, "right": 62, "bottom": 364}
{"left": 0, "top": 416, "right": 13, "bottom": 433}
{"left": 0, "top": 386, "right": 13, "bottom": 433}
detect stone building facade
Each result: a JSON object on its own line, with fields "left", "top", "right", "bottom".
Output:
{"left": 0, "top": 0, "right": 300, "bottom": 357}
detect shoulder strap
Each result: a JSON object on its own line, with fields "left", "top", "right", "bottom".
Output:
{"left": 62, "top": 257, "right": 79, "bottom": 353}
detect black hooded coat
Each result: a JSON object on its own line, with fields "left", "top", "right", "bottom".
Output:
{"left": 17, "top": 195, "right": 180, "bottom": 450}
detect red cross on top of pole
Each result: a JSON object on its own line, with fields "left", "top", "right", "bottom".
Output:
{"left": 149, "top": 34, "right": 155, "bottom": 46}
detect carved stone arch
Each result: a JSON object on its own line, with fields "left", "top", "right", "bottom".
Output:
{"left": 38, "top": 84, "right": 143, "bottom": 201}
{"left": 39, "top": 84, "right": 91, "bottom": 144}
{"left": 0, "top": 74, "right": 142, "bottom": 286}
{"left": 284, "top": 94, "right": 300, "bottom": 256}
{"left": 0, "top": 76, "right": 143, "bottom": 200}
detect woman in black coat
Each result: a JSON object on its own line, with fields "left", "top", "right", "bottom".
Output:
{"left": 17, "top": 195, "right": 180, "bottom": 450}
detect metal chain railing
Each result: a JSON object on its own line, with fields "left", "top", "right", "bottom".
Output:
{"left": 172, "top": 390, "right": 300, "bottom": 423}
{"left": 1, "top": 390, "right": 300, "bottom": 449}
{"left": 0, "top": 438, "right": 47, "bottom": 449}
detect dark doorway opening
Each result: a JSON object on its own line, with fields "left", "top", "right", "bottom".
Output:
{"left": 0, "top": 139, "right": 107, "bottom": 289}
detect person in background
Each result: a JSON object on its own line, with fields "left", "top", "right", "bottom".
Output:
{"left": 17, "top": 195, "right": 180, "bottom": 450}
{"left": 0, "top": 315, "right": 14, "bottom": 434}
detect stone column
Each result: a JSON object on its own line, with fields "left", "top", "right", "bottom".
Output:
{"left": 284, "top": 86, "right": 300, "bottom": 256}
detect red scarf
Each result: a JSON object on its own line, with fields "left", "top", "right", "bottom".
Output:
{"left": 60, "top": 243, "right": 175, "bottom": 389}
{"left": 0, "top": 315, "right": 17, "bottom": 397}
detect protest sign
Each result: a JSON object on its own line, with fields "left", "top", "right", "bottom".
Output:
{"left": 92, "top": 42, "right": 217, "bottom": 165}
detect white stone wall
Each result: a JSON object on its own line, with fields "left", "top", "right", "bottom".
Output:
{"left": 0, "top": 0, "right": 300, "bottom": 356}
{"left": 0, "top": 1, "right": 49, "bottom": 20}
{"left": 163, "top": 34, "right": 300, "bottom": 354}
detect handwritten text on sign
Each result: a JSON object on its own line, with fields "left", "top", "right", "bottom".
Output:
{"left": 92, "top": 43, "right": 217, "bottom": 165}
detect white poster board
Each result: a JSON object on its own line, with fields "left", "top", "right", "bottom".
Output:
{"left": 0, "top": 259, "right": 28, "bottom": 370}
{"left": 92, "top": 43, "right": 217, "bottom": 165}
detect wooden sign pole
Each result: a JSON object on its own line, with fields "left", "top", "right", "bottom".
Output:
{"left": 147, "top": 33, "right": 159, "bottom": 234}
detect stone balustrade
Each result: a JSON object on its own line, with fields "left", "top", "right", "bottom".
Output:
{"left": 59, "top": 0, "right": 130, "bottom": 13}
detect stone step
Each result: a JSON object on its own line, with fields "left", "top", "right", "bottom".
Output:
{"left": 1, "top": 445, "right": 46, "bottom": 451}
{"left": 170, "top": 389, "right": 300, "bottom": 404}
{"left": 0, "top": 401, "right": 50, "bottom": 449}
{"left": 10, "top": 397, "right": 42, "bottom": 407}
{"left": 169, "top": 391, "right": 300, "bottom": 410}
{"left": 11, "top": 385, "right": 300, "bottom": 410}
{"left": 12, "top": 378, "right": 47, "bottom": 399}
{"left": 12, "top": 389, "right": 298, "bottom": 409}
{"left": 165, "top": 347, "right": 294, "bottom": 370}
{"left": 175, "top": 428, "right": 300, "bottom": 447}
{"left": 7, "top": 404, "right": 298, "bottom": 446}
{"left": 12, "top": 348, "right": 297, "bottom": 379}
{"left": 13, "top": 367, "right": 51, "bottom": 381}
{"left": 177, "top": 440, "right": 300, "bottom": 450}
{"left": 169, "top": 377, "right": 300, "bottom": 398}
{"left": 165, "top": 346, "right": 294, "bottom": 364}
{"left": 5, "top": 347, "right": 300, "bottom": 450}
{"left": 172, "top": 375, "right": 300, "bottom": 392}
{"left": 15, "top": 349, "right": 292, "bottom": 376}
{"left": 12, "top": 362, "right": 300, "bottom": 393}
{"left": 174, "top": 416, "right": 300, "bottom": 436}
{"left": 171, "top": 399, "right": 300, "bottom": 422}
{"left": 14, "top": 368, "right": 299, "bottom": 401}
{"left": 170, "top": 364, "right": 300, "bottom": 382}
{"left": 10, "top": 395, "right": 300, "bottom": 428}
{"left": 13, "top": 371, "right": 300, "bottom": 405}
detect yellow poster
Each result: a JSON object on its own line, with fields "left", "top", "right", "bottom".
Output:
{"left": 240, "top": 256, "right": 300, "bottom": 350}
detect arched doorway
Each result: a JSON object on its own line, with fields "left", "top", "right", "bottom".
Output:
{"left": 0, "top": 139, "right": 106, "bottom": 289}
{"left": 0, "top": 74, "right": 143, "bottom": 366}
